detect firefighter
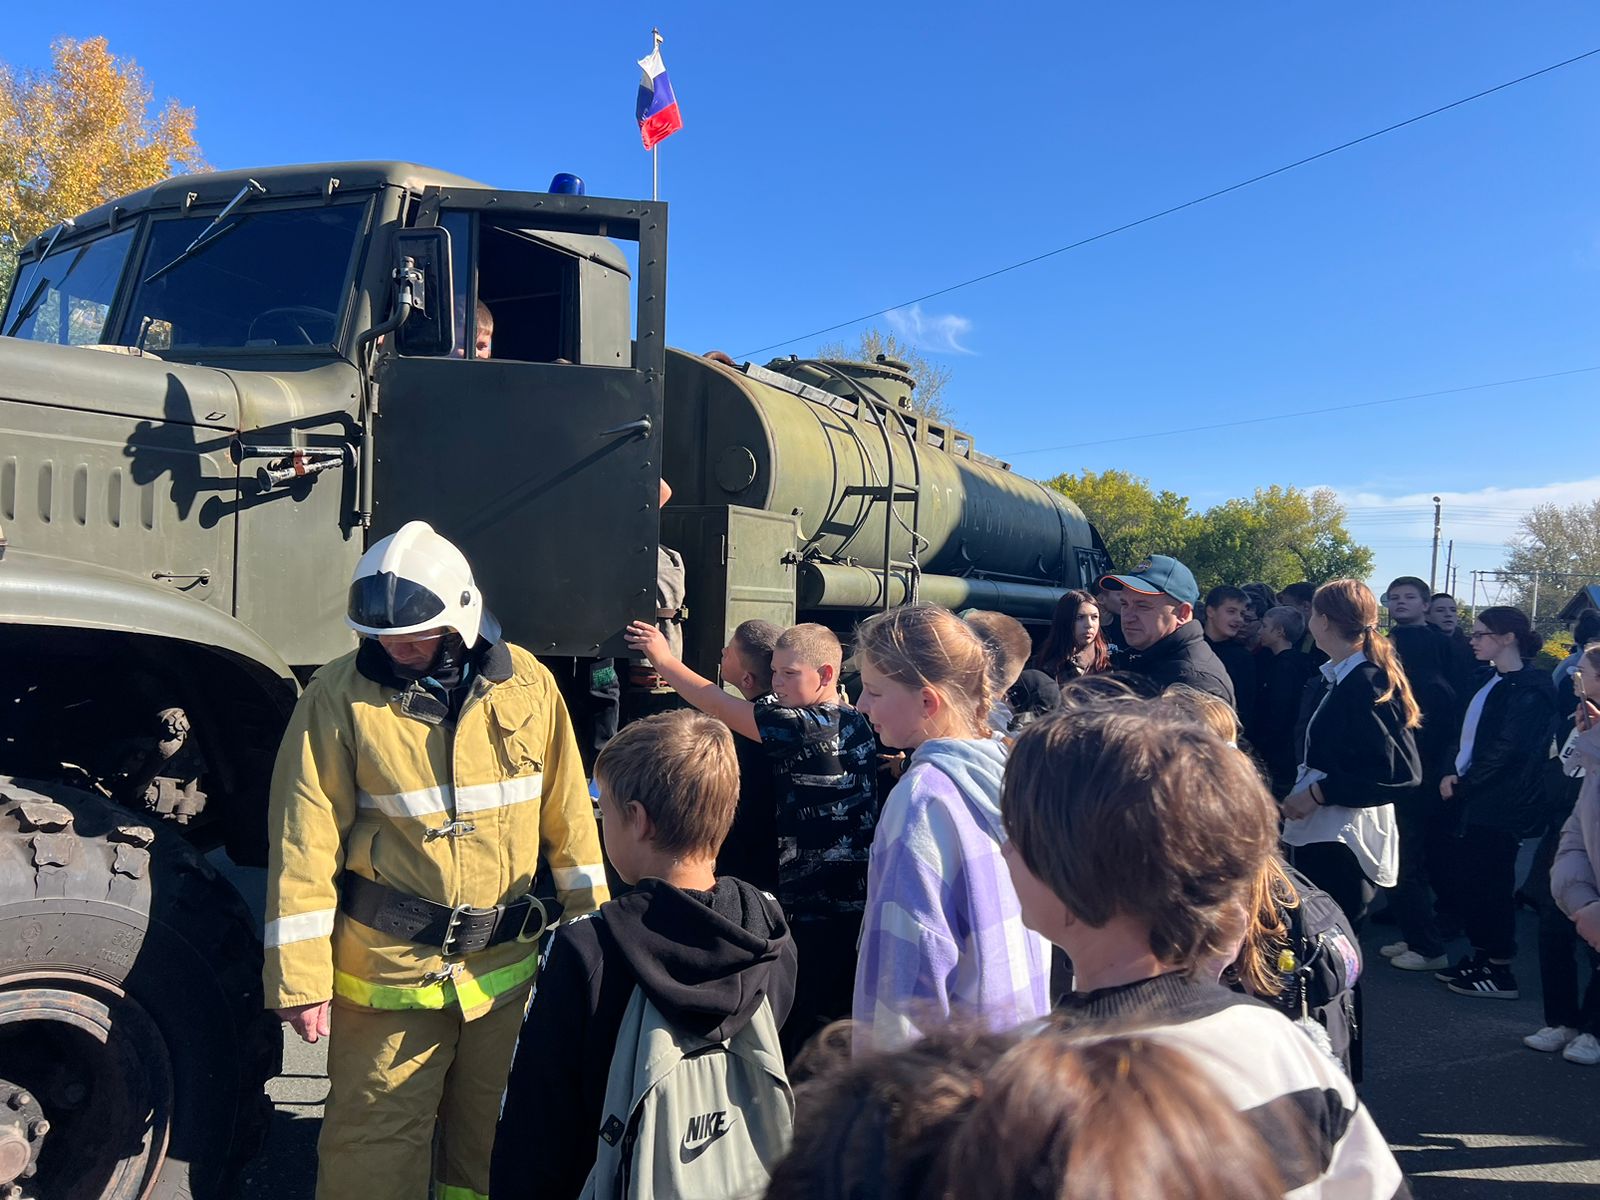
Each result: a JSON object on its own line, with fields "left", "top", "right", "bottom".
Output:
{"left": 263, "top": 521, "right": 608, "bottom": 1200}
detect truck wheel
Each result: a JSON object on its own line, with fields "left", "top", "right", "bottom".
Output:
{"left": 0, "top": 777, "right": 279, "bottom": 1199}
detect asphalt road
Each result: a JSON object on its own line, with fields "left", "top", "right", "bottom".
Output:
{"left": 1358, "top": 902, "right": 1600, "bottom": 1198}
{"left": 220, "top": 857, "right": 1600, "bottom": 1199}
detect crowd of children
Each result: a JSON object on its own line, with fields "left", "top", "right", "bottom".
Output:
{"left": 468, "top": 548, "right": 1600, "bottom": 1198}
{"left": 274, "top": 519, "right": 1600, "bottom": 1198}
{"left": 476, "top": 569, "right": 1527, "bottom": 1198}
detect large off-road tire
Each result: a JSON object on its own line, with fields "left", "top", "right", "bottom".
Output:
{"left": 0, "top": 777, "right": 279, "bottom": 1199}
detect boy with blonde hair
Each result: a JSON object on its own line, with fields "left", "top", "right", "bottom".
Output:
{"left": 627, "top": 619, "right": 879, "bottom": 1057}
{"left": 963, "top": 608, "right": 1058, "bottom": 730}
{"left": 492, "top": 710, "right": 797, "bottom": 1197}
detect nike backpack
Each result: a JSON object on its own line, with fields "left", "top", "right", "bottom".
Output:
{"left": 579, "top": 986, "right": 794, "bottom": 1200}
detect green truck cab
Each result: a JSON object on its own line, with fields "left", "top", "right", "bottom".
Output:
{"left": 0, "top": 162, "right": 1105, "bottom": 1198}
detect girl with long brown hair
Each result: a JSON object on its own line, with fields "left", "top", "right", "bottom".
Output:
{"left": 1034, "top": 588, "right": 1110, "bottom": 685}
{"left": 1280, "top": 579, "right": 1422, "bottom": 931}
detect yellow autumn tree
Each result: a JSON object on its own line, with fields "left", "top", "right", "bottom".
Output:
{"left": 0, "top": 36, "right": 203, "bottom": 296}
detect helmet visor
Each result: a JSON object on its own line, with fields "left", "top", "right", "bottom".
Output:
{"left": 347, "top": 571, "right": 447, "bottom": 633}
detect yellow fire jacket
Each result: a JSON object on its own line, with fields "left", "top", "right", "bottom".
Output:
{"left": 263, "top": 639, "right": 608, "bottom": 1020}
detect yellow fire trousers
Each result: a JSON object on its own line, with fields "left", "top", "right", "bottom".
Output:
{"left": 315, "top": 988, "right": 530, "bottom": 1200}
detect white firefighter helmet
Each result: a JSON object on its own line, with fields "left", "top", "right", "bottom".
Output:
{"left": 346, "top": 521, "right": 484, "bottom": 646}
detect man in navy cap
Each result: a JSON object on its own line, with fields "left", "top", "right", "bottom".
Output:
{"left": 1099, "top": 555, "right": 1237, "bottom": 708}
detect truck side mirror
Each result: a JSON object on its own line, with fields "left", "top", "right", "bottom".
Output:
{"left": 393, "top": 227, "right": 456, "bottom": 356}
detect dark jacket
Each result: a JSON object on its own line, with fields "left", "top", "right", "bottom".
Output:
{"left": 1450, "top": 664, "right": 1557, "bottom": 836}
{"left": 1388, "top": 625, "right": 1462, "bottom": 794}
{"left": 1295, "top": 659, "right": 1422, "bottom": 809}
{"left": 1007, "top": 668, "right": 1062, "bottom": 722}
{"left": 1206, "top": 633, "right": 1257, "bottom": 729}
{"left": 1253, "top": 647, "right": 1314, "bottom": 796}
{"left": 490, "top": 877, "right": 797, "bottom": 1200}
{"left": 719, "top": 698, "right": 780, "bottom": 891}
{"left": 1118, "top": 619, "right": 1236, "bottom": 707}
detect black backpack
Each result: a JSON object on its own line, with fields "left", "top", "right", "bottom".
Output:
{"left": 1272, "top": 866, "right": 1364, "bottom": 1081}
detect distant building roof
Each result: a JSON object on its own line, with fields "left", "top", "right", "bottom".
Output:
{"left": 1557, "top": 585, "right": 1600, "bottom": 622}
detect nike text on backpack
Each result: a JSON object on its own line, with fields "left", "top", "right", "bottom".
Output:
{"left": 581, "top": 985, "right": 793, "bottom": 1200}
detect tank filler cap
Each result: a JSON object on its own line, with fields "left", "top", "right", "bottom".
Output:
{"left": 715, "top": 446, "right": 759, "bottom": 493}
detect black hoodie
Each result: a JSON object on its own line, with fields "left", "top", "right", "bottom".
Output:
{"left": 490, "top": 876, "right": 797, "bottom": 1200}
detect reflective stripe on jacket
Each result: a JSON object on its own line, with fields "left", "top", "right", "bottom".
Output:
{"left": 263, "top": 639, "right": 608, "bottom": 1019}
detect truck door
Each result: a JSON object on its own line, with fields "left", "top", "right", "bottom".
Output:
{"left": 371, "top": 190, "right": 667, "bottom": 658}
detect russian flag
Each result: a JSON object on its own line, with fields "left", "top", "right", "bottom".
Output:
{"left": 636, "top": 46, "right": 683, "bottom": 150}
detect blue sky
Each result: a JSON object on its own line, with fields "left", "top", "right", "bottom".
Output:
{"left": 12, "top": 2, "right": 1600, "bottom": 599}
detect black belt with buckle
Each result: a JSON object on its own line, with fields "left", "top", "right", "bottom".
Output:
{"left": 340, "top": 874, "right": 562, "bottom": 956}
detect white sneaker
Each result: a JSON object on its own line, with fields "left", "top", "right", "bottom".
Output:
{"left": 1563, "top": 1033, "right": 1600, "bottom": 1065}
{"left": 1378, "top": 941, "right": 1409, "bottom": 959}
{"left": 1523, "top": 1025, "right": 1579, "bottom": 1052}
{"left": 1390, "top": 950, "right": 1450, "bottom": 972}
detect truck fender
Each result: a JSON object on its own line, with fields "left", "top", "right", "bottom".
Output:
{"left": 0, "top": 550, "right": 298, "bottom": 690}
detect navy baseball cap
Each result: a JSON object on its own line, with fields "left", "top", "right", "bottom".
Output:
{"left": 1099, "top": 555, "right": 1200, "bottom": 606}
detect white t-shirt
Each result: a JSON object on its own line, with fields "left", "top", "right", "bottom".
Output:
{"left": 1455, "top": 673, "right": 1502, "bottom": 775}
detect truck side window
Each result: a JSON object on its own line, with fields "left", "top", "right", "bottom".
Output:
{"left": 4, "top": 228, "right": 135, "bottom": 345}
{"left": 476, "top": 222, "right": 581, "bottom": 364}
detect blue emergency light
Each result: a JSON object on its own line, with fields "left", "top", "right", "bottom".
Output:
{"left": 548, "top": 173, "right": 586, "bottom": 196}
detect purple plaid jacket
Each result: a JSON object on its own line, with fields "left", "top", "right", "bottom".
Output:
{"left": 852, "top": 736, "right": 1051, "bottom": 1051}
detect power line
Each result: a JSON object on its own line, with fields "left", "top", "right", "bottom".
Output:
{"left": 1344, "top": 503, "right": 1537, "bottom": 514}
{"left": 735, "top": 46, "right": 1600, "bottom": 359}
{"left": 997, "top": 364, "right": 1600, "bottom": 456}
{"left": 1353, "top": 513, "right": 1536, "bottom": 521}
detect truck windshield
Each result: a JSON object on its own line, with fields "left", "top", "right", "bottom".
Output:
{"left": 119, "top": 203, "right": 365, "bottom": 352}
{"left": 3, "top": 228, "right": 136, "bottom": 344}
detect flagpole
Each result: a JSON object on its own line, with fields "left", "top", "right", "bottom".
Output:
{"left": 651, "top": 28, "right": 663, "bottom": 201}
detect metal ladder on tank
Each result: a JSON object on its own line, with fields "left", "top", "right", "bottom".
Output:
{"left": 797, "top": 360, "right": 925, "bottom": 612}
{"left": 865, "top": 397, "right": 925, "bottom": 612}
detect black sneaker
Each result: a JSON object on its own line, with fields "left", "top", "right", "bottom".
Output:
{"left": 1448, "top": 963, "right": 1519, "bottom": 1000}
{"left": 1434, "top": 953, "right": 1484, "bottom": 983}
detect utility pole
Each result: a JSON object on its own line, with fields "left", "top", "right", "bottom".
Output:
{"left": 1442, "top": 539, "right": 1454, "bottom": 597}
{"left": 1470, "top": 570, "right": 1479, "bottom": 613}
{"left": 1429, "top": 496, "right": 1442, "bottom": 592}
{"left": 1532, "top": 568, "right": 1541, "bottom": 623}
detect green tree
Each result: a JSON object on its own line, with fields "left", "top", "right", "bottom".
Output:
{"left": 1045, "top": 469, "right": 1196, "bottom": 571}
{"left": 1502, "top": 498, "right": 1600, "bottom": 625}
{"left": 1186, "top": 486, "right": 1372, "bottom": 588}
{"left": 814, "top": 327, "right": 955, "bottom": 424}
{"left": 0, "top": 36, "right": 203, "bottom": 299}
{"left": 1047, "top": 473, "right": 1372, "bottom": 591}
